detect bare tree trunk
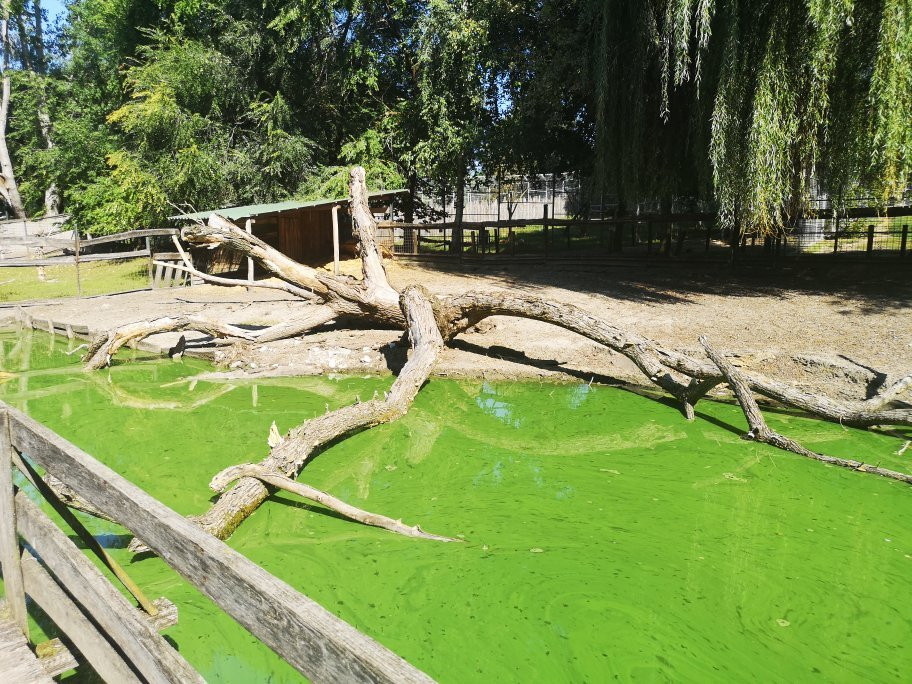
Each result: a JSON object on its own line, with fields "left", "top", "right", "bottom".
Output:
{"left": 0, "top": 11, "right": 25, "bottom": 219}
{"left": 185, "top": 285, "right": 442, "bottom": 542}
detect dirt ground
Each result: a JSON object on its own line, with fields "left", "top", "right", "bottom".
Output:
{"left": 3, "top": 258, "right": 909, "bottom": 400}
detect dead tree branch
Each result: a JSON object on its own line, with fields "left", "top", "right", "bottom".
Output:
{"left": 83, "top": 317, "right": 254, "bottom": 370}
{"left": 184, "top": 284, "right": 443, "bottom": 542}
{"left": 211, "top": 463, "right": 460, "bottom": 542}
{"left": 700, "top": 336, "right": 912, "bottom": 485}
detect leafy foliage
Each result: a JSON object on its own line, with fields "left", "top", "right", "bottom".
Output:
{"left": 2, "top": 0, "right": 911, "bottom": 236}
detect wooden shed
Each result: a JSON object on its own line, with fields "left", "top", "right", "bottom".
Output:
{"left": 174, "top": 190, "right": 406, "bottom": 270}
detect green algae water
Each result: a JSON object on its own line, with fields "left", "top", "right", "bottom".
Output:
{"left": 1, "top": 328, "right": 911, "bottom": 682}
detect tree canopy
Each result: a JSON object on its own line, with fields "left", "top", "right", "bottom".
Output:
{"left": 1, "top": 0, "right": 910, "bottom": 234}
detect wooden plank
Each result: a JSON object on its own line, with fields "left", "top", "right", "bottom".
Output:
{"left": 26, "top": 319, "right": 90, "bottom": 335}
{"left": 153, "top": 263, "right": 165, "bottom": 288}
{"left": 21, "top": 551, "right": 142, "bottom": 683}
{"left": 13, "top": 493, "right": 203, "bottom": 684}
{"left": 35, "top": 637, "right": 78, "bottom": 678}
{"left": 6, "top": 405, "right": 435, "bottom": 684}
{"left": 0, "top": 603, "right": 53, "bottom": 684}
{"left": 332, "top": 205, "right": 341, "bottom": 275}
{"left": 245, "top": 219, "right": 254, "bottom": 285}
{"left": 0, "top": 249, "right": 150, "bottom": 267}
{"left": 77, "top": 228, "right": 179, "bottom": 248}
{"left": 0, "top": 410, "right": 28, "bottom": 636}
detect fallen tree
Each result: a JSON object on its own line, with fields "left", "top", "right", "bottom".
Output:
{"left": 84, "top": 166, "right": 912, "bottom": 547}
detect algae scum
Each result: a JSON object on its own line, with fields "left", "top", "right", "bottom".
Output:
{"left": 2, "top": 329, "right": 911, "bottom": 682}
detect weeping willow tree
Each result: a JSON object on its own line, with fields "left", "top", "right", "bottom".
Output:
{"left": 585, "top": 0, "right": 912, "bottom": 234}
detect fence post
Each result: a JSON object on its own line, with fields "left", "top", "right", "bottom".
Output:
{"left": 833, "top": 216, "right": 840, "bottom": 254}
{"left": 704, "top": 221, "right": 711, "bottom": 253}
{"left": 866, "top": 224, "right": 874, "bottom": 256}
{"left": 543, "top": 205, "right": 549, "bottom": 259}
{"left": 0, "top": 409, "right": 28, "bottom": 635}
{"left": 332, "top": 206, "right": 342, "bottom": 274}
{"left": 901, "top": 225, "right": 908, "bottom": 258}
{"left": 647, "top": 221, "right": 653, "bottom": 256}
{"left": 74, "top": 228, "right": 82, "bottom": 297}
{"left": 245, "top": 219, "right": 255, "bottom": 286}
{"left": 145, "top": 236, "right": 154, "bottom": 288}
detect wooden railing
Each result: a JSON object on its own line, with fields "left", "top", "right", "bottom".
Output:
{"left": 0, "top": 401, "right": 434, "bottom": 683}
{"left": 0, "top": 228, "right": 188, "bottom": 296}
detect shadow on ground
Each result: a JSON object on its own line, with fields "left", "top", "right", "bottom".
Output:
{"left": 402, "top": 258, "right": 912, "bottom": 312}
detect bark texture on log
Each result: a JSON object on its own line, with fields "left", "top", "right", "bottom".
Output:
{"left": 348, "top": 166, "right": 400, "bottom": 310}
{"left": 190, "top": 285, "right": 443, "bottom": 541}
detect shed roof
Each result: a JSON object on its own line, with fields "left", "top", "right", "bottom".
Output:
{"left": 171, "top": 189, "right": 408, "bottom": 222}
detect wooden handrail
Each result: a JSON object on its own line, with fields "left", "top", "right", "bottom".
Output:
{"left": 3, "top": 402, "right": 435, "bottom": 684}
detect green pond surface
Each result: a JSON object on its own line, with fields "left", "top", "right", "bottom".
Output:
{"left": 1, "top": 328, "right": 911, "bottom": 682}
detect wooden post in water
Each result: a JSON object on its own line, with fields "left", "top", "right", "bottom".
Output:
{"left": 331, "top": 205, "right": 341, "bottom": 275}
{"left": 0, "top": 409, "right": 27, "bottom": 636}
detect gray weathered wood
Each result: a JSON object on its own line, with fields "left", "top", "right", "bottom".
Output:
{"left": 0, "top": 602, "right": 53, "bottom": 684}
{"left": 77, "top": 228, "right": 179, "bottom": 248}
{"left": 0, "top": 249, "right": 151, "bottom": 267}
{"left": 245, "top": 218, "right": 254, "bottom": 286}
{"left": 332, "top": 205, "right": 341, "bottom": 276}
{"left": 6, "top": 404, "right": 435, "bottom": 684}
{"left": 13, "top": 492, "right": 203, "bottom": 684}
{"left": 0, "top": 410, "right": 27, "bottom": 636}
{"left": 20, "top": 550, "right": 141, "bottom": 683}
{"left": 153, "top": 262, "right": 165, "bottom": 288}
{"left": 35, "top": 638, "right": 78, "bottom": 678}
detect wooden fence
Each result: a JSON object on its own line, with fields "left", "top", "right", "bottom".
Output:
{"left": 377, "top": 205, "right": 912, "bottom": 264}
{"left": 0, "top": 401, "right": 434, "bottom": 683}
{"left": 0, "top": 229, "right": 188, "bottom": 297}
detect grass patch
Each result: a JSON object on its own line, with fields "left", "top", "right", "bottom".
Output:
{"left": 0, "top": 258, "right": 149, "bottom": 302}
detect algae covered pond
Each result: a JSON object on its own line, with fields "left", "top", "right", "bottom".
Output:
{"left": 1, "top": 328, "right": 911, "bottom": 682}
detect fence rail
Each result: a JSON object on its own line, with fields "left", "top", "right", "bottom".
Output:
{"left": 0, "top": 228, "right": 187, "bottom": 301}
{"left": 377, "top": 211, "right": 912, "bottom": 263}
{"left": 0, "top": 401, "right": 434, "bottom": 683}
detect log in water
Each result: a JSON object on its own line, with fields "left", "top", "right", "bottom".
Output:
{"left": 1, "top": 329, "right": 910, "bottom": 682}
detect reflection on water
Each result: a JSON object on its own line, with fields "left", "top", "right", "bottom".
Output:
{"left": 2, "top": 328, "right": 911, "bottom": 683}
